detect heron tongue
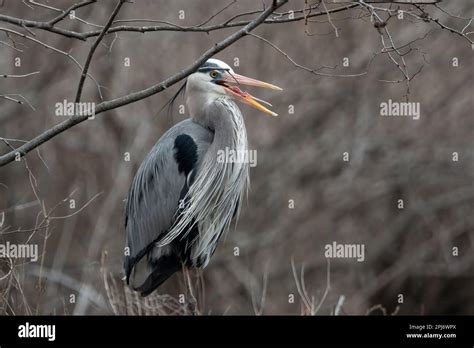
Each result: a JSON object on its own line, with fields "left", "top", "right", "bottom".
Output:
{"left": 228, "top": 85, "right": 245, "bottom": 95}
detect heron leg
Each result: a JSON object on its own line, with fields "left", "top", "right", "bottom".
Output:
{"left": 182, "top": 264, "right": 200, "bottom": 315}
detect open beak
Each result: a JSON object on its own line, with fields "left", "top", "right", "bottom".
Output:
{"left": 217, "top": 72, "right": 282, "bottom": 116}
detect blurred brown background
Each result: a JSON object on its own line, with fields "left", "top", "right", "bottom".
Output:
{"left": 0, "top": 0, "right": 473, "bottom": 315}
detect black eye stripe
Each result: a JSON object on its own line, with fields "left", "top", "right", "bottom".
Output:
{"left": 198, "top": 67, "right": 230, "bottom": 73}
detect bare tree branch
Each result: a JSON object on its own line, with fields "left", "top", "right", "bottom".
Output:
{"left": 0, "top": 27, "right": 103, "bottom": 98}
{"left": 74, "top": 0, "right": 125, "bottom": 103}
{"left": 0, "top": 0, "right": 288, "bottom": 167}
{"left": 0, "top": 4, "right": 357, "bottom": 41}
{"left": 48, "top": 0, "right": 97, "bottom": 26}
{"left": 0, "top": 0, "right": 470, "bottom": 167}
{"left": 0, "top": 14, "right": 86, "bottom": 40}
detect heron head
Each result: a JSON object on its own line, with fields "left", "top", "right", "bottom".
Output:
{"left": 187, "top": 58, "right": 282, "bottom": 116}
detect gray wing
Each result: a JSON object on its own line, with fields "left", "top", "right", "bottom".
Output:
{"left": 124, "top": 119, "right": 213, "bottom": 283}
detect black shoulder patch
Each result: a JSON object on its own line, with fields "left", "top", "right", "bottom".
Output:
{"left": 173, "top": 134, "right": 198, "bottom": 176}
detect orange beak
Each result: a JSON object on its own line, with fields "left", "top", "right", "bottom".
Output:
{"left": 217, "top": 72, "right": 282, "bottom": 116}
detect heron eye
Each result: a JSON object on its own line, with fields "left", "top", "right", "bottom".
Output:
{"left": 210, "top": 71, "right": 218, "bottom": 79}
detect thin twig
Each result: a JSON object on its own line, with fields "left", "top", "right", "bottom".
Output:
{"left": 1, "top": 71, "right": 40, "bottom": 78}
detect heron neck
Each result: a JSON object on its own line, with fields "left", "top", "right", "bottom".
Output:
{"left": 188, "top": 95, "right": 246, "bottom": 150}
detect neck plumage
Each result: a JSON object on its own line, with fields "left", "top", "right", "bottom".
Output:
{"left": 187, "top": 93, "right": 246, "bottom": 153}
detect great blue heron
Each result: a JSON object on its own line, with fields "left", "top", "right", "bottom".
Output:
{"left": 124, "top": 58, "right": 281, "bottom": 296}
